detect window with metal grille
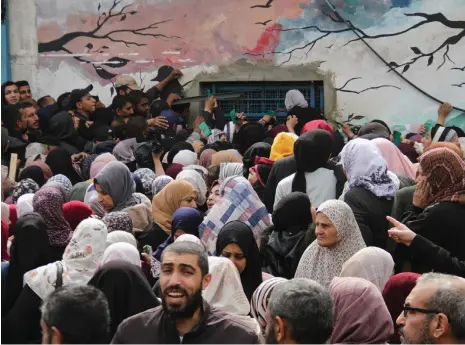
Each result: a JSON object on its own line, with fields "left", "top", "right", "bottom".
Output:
{"left": 200, "top": 81, "right": 324, "bottom": 118}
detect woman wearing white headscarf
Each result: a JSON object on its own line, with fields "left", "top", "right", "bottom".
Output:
{"left": 340, "top": 247, "right": 394, "bottom": 292}
{"left": 219, "top": 162, "right": 244, "bottom": 182}
{"left": 2, "top": 218, "right": 108, "bottom": 343}
{"left": 340, "top": 138, "right": 400, "bottom": 249}
{"left": 100, "top": 242, "right": 141, "bottom": 268}
{"left": 106, "top": 230, "right": 138, "bottom": 248}
{"left": 16, "top": 193, "right": 35, "bottom": 218}
{"left": 203, "top": 256, "right": 261, "bottom": 335}
{"left": 295, "top": 200, "right": 366, "bottom": 287}
{"left": 176, "top": 169, "right": 208, "bottom": 206}
{"left": 285, "top": 90, "right": 308, "bottom": 111}
{"left": 173, "top": 150, "right": 198, "bottom": 167}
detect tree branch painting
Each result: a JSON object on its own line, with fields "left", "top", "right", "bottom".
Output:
{"left": 335, "top": 77, "right": 401, "bottom": 94}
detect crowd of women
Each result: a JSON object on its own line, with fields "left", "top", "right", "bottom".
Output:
{"left": 1, "top": 82, "right": 465, "bottom": 344}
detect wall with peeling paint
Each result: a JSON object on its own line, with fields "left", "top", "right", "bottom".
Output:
{"left": 33, "top": 0, "right": 465, "bottom": 130}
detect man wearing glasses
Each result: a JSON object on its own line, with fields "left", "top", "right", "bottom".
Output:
{"left": 397, "top": 273, "right": 465, "bottom": 344}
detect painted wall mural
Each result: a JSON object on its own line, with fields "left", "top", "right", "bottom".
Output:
{"left": 36, "top": 0, "right": 465, "bottom": 130}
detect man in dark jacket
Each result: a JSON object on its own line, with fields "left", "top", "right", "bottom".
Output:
{"left": 111, "top": 241, "right": 260, "bottom": 344}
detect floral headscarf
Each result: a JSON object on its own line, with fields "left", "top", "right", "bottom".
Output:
{"left": 47, "top": 174, "right": 73, "bottom": 200}
{"left": 133, "top": 168, "right": 157, "bottom": 196}
{"left": 102, "top": 212, "right": 133, "bottom": 233}
{"left": 23, "top": 218, "right": 108, "bottom": 300}
{"left": 12, "top": 178, "right": 39, "bottom": 204}
{"left": 151, "top": 175, "right": 173, "bottom": 196}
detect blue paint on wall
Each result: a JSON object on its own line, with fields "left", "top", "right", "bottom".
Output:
{"left": 1, "top": 19, "right": 11, "bottom": 83}
{"left": 391, "top": 0, "right": 412, "bottom": 8}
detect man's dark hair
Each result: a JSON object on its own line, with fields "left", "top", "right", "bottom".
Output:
{"left": 16, "top": 101, "right": 35, "bottom": 112}
{"left": 2, "top": 104, "right": 21, "bottom": 131}
{"left": 125, "top": 116, "right": 148, "bottom": 141}
{"left": 15, "top": 80, "right": 30, "bottom": 88}
{"left": 115, "top": 85, "right": 130, "bottom": 95}
{"left": 40, "top": 285, "right": 110, "bottom": 344}
{"left": 111, "top": 95, "right": 131, "bottom": 111}
{"left": 57, "top": 92, "right": 71, "bottom": 111}
{"left": 127, "top": 90, "right": 148, "bottom": 107}
{"left": 268, "top": 278, "right": 333, "bottom": 344}
{"left": 162, "top": 241, "right": 209, "bottom": 277}
{"left": 37, "top": 95, "right": 52, "bottom": 108}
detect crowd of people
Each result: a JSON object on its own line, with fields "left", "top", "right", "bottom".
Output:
{"left": 1, "top": 68, "right": 465, "bottom": 344}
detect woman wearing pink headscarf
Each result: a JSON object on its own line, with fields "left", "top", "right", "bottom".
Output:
{"left": 372, "top": 138, "right": 417, "bottom": 180}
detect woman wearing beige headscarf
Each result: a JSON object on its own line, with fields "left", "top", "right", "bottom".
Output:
{"left": 137, "top": 180, "right": 197, "bottom": 251}
{"left": 294, "top": 199, "right": 366, "bottom": 287}
{"left": 209, "top": 150, "right": 242, "bottom": 168}
{"left": 340, "top": 247, "right": 394, "bottom": 292}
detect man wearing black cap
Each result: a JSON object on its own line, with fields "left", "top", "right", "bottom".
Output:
{"left": 69, "top": 85, "right": 97, "bottom": 141}
{"left": 146, "top": 65, "right": 183, "bottom": 102}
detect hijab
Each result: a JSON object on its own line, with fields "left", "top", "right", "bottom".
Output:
{"left": 173, "top": 150, "right": 198, "bottom": 167}
{"left": 234, "top": 123, "right": 266, "bottom": 155}
{"left": 4, "top": 213, "right": 53, "bottom": 313}
{"left": 100, "top": 242, "right": 141, "bottom": 268}
{"left": 203, "top": 256, "right": 251, "bottom": 315}
{"left": 23, "top": 218, "right": 108, "bottom": 300}
{"left": 165, "top": 163, "right": 183, "bottom": 179}
{"left": 18, "top": 166, "right": 45, "bottom": 187}
{"left": 133, "top": 168, "right": 156, "bottom": 197}
{"left": 200, "top": 176, "right": 271, "bottom": 255}
{"left": 90, "top": 153, "right": 117, "bottom": 179}
{"left": 301, "top": 120, "right": 334, "bottom": 137}
{"left": 16, "top": 193, "right": 35, "bottom": 218}
{"left": 106, "top": 230, "right": 137, "bottom": 248}
{"left": 272, "top": 192, "right": 311, "bottom": 233}
{"left": 358, "top": 122, "right": 391, "bottom": 139}
{"left": 167, "top": 142, "right": 195, "bottom": 165}
{"left": 25, "top": 143, "right": 47, "bottom": 165}
{"left": 330, "top": 277, "right": 394, "bottom": 344}
{"left": 341, "top": 138, "right": 399, "bottom": 199}
{"left": 431, "top": 124, "right": 458, "bottom": 143}
{"left": 269, "top": 132, "right": 297, "bottom": 161}
{"left": 372, "top": 138, "right": 417, "bottom": 180}
{"left": 340, "top": 247, "right": 394, "bottom": 292}
{"left": 291, "top": 129, "right": 333, "bottom": 193}
{"left": 25, "top": 160, "right": 53, "bottom": 181}
{"left": 151, "top": 175, "right": 173, "bottom": 196}
{"left": 414, "top": 147, "right": 465, "bottom": 207}
{"left": 112, "top": 138, "right": 137, "bottom": 164}
{"left": 209, "top": 149, "right": 242, "bottom": 168}
{"left": 88, "top": 261, "right": 160, "bottom": 339}
{"left": 12, "top": 178, "right": 39, "bottom": 204}
{"left": 62, "top": 201, "right": 93, "bottom": 230}
{"left": 153, "top": 207, "right": 203, "bottom": 260}
{"left": 219, "top": 162, "right": 244, "bottom": 182}
{"left": 102, "top": 212, "right": 133, "bottom": 233}
{"left": 69, "top": 180, "right": 92, "bottom": 202}
{"left": 285, "top": 90, "right": 308, "bottom": 111}
{"left": 151, "top": 180, "right": 197, "bottom": 234}
{"left": 45, "top": 148, "right": 83, "bottom": 185}
{"left": 1, "top": 220, "right": 9, "bottom": 261}
{"left": 295, "top": 200, "right": 366, "bottom": 287}
{"left": 47, "top": 174, "right": 73, "bottom": 199}
{"left": 183, "top": 165, "right": 208, "bottom": 181}
{"left": 94, "top": 161, "right": 137, "bottom": 212}
{"left": 33, "top": 187, "right": 72, "bottom": 247}
{"left": 80, "top": 153, "right": 99, "bottom": 180}
{"left": 176, "top": 170, "right": 207, "bottom": 206}
{"left": 46, "top": 111, "right": 79, "bottom": 142}
{"left": 251, "top": 277, "right": 287, "bottom": 334}
{"left": 199, "top": 149, "right": 217, "bottom": 169}
{"left": 216, "top": 221, "right": 263, "bottom": 301}
{"left": 382, "top": 272, "right": 421, "bottom": 343}
{"left": 243, "top": 142, "right": 271, "bottom": 178}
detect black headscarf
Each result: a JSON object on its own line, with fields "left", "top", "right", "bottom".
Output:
{"left": 264, "top": 192, "right": 311, "bottom": 279}
{"left": 291, "top": 129, "right": 333, "bottom": 193}
{"left": 430, "top": 124, "right": 458, "bottom": 143}
{"left": 289, "top": 106, "right": 324, "bottom": 135}
{"left": 216, "top": 221, "right": 262, "bottom": 301}
{"left": 18, "top": 165, "right": 45, "bottom": 187}
{"left": 3, "top": 213, "right": 53, "bottom": 315}
{"left": 45, "top": 148, "right": 83, "bottom": 185}
{"left": 46, "top": 111, "right": 79, "bottom": 142}
{"left": 358, "top": 122, "right": 391, "bottom": 140}
{"left": 233, "top": 123, "right": 266, "bottom": 155}
{"left": 166, "top": 141, "right": 194, "bottom": 165}
{"left": 92, "top": 140, "right": 117, "bottom": 154}
{"left": 88, "top": 261, "right": 160, "bottom": 340}
{"left": 242, "top": 142, "right": 271, "bottom": 178}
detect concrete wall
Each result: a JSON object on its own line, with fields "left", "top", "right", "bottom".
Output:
{"left": 11, "top": 0, "right": 465, "bottom": 130}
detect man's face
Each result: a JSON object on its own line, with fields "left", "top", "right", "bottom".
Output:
{"left": 117, "top": 102, "right": 134, "bottom": 118}
{"left": 18, "top": 106, "right": 39, "bottom": 130}
{"left": 77, "top": 94, "right": 96, "bottom": 113}
{"left": 397, "top": 284, "right": 437, "bottom": 344}
{"left": 159, "top": 251, "right": 208, "bottom": 319}
{"left": 135, "top": 97, "right": 149, "bottom": 116}
{"left": 19, "top": 85, "right": 33, "bottom": 101}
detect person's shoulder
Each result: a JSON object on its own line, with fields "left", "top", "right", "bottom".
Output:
{"left": 208, "top": 307, "right": 260, "bottom": 339}
{"left": 118, "top": 305, "right": 163, "bottom": 330}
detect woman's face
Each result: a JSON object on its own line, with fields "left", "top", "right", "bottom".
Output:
{"left": 173, "top": 229, "right": 185, "bottom": 241}
{"left": 314, "top": 213, "right": 338, "bottom": 248}
{"left": 207, "top": 184, "right": 220, "bottom": 209}
{"left": 4, "top": 85, "right": 20, "bottom": 105}
{"left": 180, "top": 192, "right": 197, "bottom": 209}
{"left": 221, "top": 243, "right": 246, "bottom": 274}
{"left": 248, "top": 170, "right": 258, "bottom": 185}
{"left": 421, "top": 129, "right": 432, "bottom": 150}
{"left": 95, "top": 183, "right": 114, "bottom": 212}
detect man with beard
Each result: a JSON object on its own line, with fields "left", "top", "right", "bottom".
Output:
{"left": 264, "top": 279, "right": 333, "bottom": 344}
{"left": 8, "top": 102, "right": 41, "bottom": 143}
{"left": 111, "top": 241, "right": 260, "bottom": 344}
{"left": 397, "top": 273, "right": 465, "bottom": 344}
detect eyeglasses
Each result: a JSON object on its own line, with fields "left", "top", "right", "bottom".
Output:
{"left": 402, "top": 305, "right": 440, "bottom": 318}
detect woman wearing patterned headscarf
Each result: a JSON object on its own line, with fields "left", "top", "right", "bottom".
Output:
{"left": 46, "top": 174, "right": 73, "bottom": 200}
{"left": 102, "top": 212, "right": 133, "bottom": 233}
{"left": 395, "top": 147, "right": 465, "bottom": 274}
{"left": 340, "top": 138, "right": 399, "bottom": 249}
{"left": 151, "top": 175, "right": 173, "bottom": 196}
{"left": 133, "top": 168, "right": 156, "bottom": 198}
{"left": 295, "top": 200, "right": 366, "bottom": 287}
{"left": 12, "top": 178, "right": 39, "bottom": 204}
